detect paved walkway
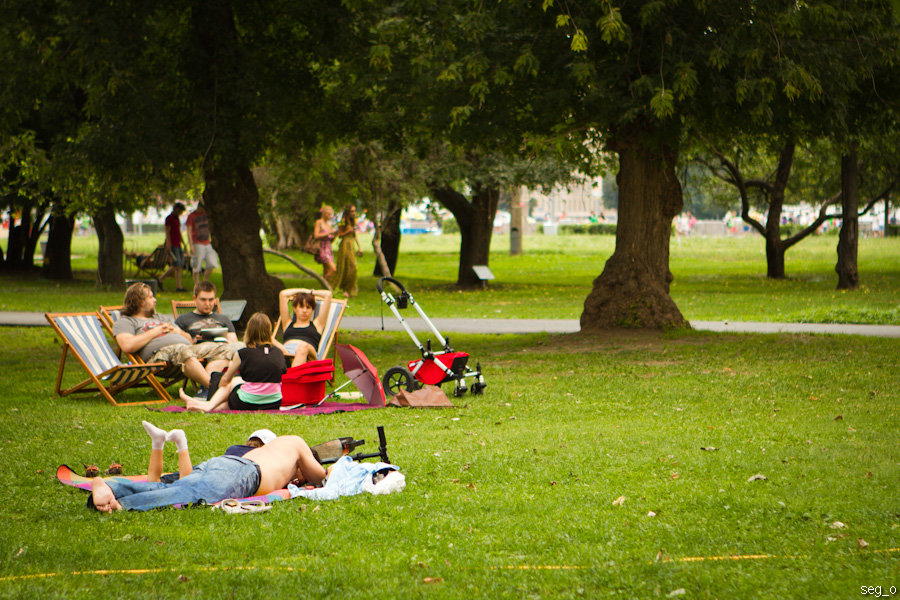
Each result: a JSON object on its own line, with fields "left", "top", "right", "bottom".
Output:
{"left": 5, "top": 311, "right": 899, "bottom": 337}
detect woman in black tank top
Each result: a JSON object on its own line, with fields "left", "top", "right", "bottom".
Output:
{"left": 278, "top": 287, "right": 332, "bottom": 367}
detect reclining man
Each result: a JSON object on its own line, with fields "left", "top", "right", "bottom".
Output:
{"left": 89, "top": 433, "right": 326, "bottom": 512}
{"left": 113, "top": 282, "right": 232, "bottom": 392}
{"left": 174, "top": 281, "right": 239, "bottom": 344}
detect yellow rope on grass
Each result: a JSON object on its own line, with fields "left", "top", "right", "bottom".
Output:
{"left": 2, "top": 549, "right": 896, "bottom": 583}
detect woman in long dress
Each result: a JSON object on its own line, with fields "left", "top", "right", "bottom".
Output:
{"left": 330, "top": 204, "right": 362, "bottom": 297}
{"left": 313, "top": 205, "right": 337, "bottom": 280}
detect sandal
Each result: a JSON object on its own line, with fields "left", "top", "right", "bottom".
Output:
{"left": 214, "top": 498, "right": 272, "bottom": 514}
{"left": 105, "top": 462, "right": 123, "bottom": 475}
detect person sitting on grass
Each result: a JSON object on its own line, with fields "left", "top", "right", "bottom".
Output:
{"left": 89, "top": 427, "right": 325, "bottom": 512}
{"left": 180, "top": 312, "right": 288, "bottom": 412}
{"left": 140, "top": 421, "right": 277, "bottom": 483}
{"left": 278, "top": 288, "right": 332, "bottom": 367}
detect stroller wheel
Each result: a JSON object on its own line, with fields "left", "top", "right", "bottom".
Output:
{"left": 382, "top": 366, "right": 416, "bottom": 395}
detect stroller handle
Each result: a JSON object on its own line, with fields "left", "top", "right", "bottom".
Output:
{"left": 377, "top": 276, "right": 408, "bottom": 295}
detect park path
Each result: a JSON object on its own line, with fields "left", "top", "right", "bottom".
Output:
{"left": 3, "top": 311, "right": 899, "bottom": 337}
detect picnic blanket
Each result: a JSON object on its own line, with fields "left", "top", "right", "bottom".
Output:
{"left": 56, "top": 464, "right": 295, "bottom": 509}
{"left": 151, "top": 401, "right": 376, "bottom": 416}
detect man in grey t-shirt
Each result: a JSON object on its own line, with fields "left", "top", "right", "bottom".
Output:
{"left": 113, "top": 282, "right": 233, "bottom": 390}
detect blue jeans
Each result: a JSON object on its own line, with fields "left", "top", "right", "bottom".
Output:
{"left": 93, "top": 455, "right": 261, "bottom": 511}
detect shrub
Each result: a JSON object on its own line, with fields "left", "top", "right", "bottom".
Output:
{"left": 441, "top": 218, "right": 459, "bottom": 234}
{"left": 559, "top": 223, "right": 617, "bottom": 235}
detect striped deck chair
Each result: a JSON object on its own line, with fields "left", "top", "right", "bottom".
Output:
{"left": 98, "top": 305, "right": 186, "bottom": 393}
{"left": 279, "top": 299, "right": 347, "bottom": 365}
{"left": 45, "top": 313, "right": 169, "bottom": 406}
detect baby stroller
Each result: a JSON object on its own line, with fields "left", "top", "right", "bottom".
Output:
{"left": 377, "top": 276, "right": 486, "bottom": 398}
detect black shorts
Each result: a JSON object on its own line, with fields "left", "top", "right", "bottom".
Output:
{"left": 226, "top": 384, "right": 280, "bottom": 411}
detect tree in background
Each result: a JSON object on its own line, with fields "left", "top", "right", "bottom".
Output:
{"left": 691, "top": 1, "right": 899, "bottom": 283}
{"left": 3, "top": 0, "right": 356, "bottom": 316}
{"left": 344, "top": 0, "right": 600, "bottom": 288}
{"left": 696, "top": 137, "right": 893, "bottom": 279}
{"left": 340, "top": 142, "right": 426, "bottom": 278}
{"left": 355, "top": 0, "right": 889, "bottom": 325}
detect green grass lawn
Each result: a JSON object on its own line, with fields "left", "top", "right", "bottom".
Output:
{"left": 0, "top": 321, "right": 897, "bottom": 598}
{"left": 3, "top": 232, "right": 898, "bottom": 324}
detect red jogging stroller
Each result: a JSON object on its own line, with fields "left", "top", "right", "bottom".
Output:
{"left": 377, "top": 276, "right": 486, "bottom": 398}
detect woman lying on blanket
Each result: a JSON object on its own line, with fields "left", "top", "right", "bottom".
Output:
{"left": 278, "top": 287, "right": 332, "bottom": 367}
{"left": 180, "top": 312, "right": 289, "bottom": 412}
{"left": 140, "top": 421, "right": 277, "bottom": 482}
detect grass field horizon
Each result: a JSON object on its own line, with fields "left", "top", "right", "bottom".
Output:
{"left": 2, "top": 232, "right": 899, "bottom": 325}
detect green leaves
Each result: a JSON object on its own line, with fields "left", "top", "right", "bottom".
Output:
{"left": 781, "top": 62, "right": 823, "bottom": 102}
{"left": 650, "top": 87, "right": 675, "bottom": 119}
{"left": 598, "top": 6, "right": 627, "bottom": 44}
{"left": 437, "top": 63, "right": 462, "bottom": 83}
{"left": 513, "top": 48, "right": 540, "bottom": 77}
{"left": 556, "top": 11, "right": 587, "bottom": 51}
{"left": 672, "top": 61, "right": 698, "bottom": 100}
{"left": 368, "top": 44, "right": 392, "bottom": 70}
{"left": 571, "top": 29, "right": 588, "bottom": 52}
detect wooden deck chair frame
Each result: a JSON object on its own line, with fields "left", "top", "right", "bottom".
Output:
{"left": 129, "top": 245, "right": 172, "bottom": 280}
{"left": 278, "top": 299, "right": 347, "bottom": 365}
{"left": 171, "top": 298, "right": 222, "bottom": 319}
{"left": 45, "top": 312, "right": 169, "bottom": 406}
{"left": 98, "top": 305, "right": 186, "bottom": 394}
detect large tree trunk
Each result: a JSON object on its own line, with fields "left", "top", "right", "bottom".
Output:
{"left": 581, "top": 130, "right": 687, "bottom": 329}
{"left": 42, "top": 205, "right": 74, "bottom": 280}
{"left": 374, "top": 200, "right": 402, "bottom": 277}
{"left": 764, "top": 233, "right": 786, "bottom": 279}
{"left": 4, "top": 217, "right": 27, "bottom": 271}
{"left": 509, "top": 186, "right": 524, "bottom": 255}
{"left": 24, "top": 202, "right": 48, "bottom": 271}
{"left": 204, "top": 165, "right": 282, "bottom": 320}
{"left": 431, "top": 185, "right": 499, "bottom": 288}
{"left": 93, "top": 203, "right": 125, "bottom": 289}
{"left": 762, "top": 142, "right": 794, "bottom": 279}
{"left": 370, "top": 221, "right": 393, "bottom": 278}
{"left": 836, "top": 150, "right": 860, "bottom": 290}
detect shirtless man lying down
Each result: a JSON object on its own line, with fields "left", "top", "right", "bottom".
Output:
{"left": 89, "top": 435, "right": 325, "bottom": 512}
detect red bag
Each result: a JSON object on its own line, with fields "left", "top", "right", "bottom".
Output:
{"left": 281, "top": 360, "right": 334, "bottom": 407}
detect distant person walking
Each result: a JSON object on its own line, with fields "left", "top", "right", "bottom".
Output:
{"left": 158, "top": 202, "right": 187, "bottom": 292}
{"left": 186, "top": 201, "right": 219, "bottom": 286}
{"left": 330, "top": 204, "right": 362, "bottom": 298}
{"left": 313, "top": 205, "right": 337, "bottom": 281}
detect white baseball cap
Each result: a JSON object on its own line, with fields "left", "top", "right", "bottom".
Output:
{"left": 248, "top": 429, "right": 276, "bottom": 445}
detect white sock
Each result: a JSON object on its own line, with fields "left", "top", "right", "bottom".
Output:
{"left": 166, "top": 429, "right": 188, "bottom": 453}
{"left": 142, "top": 420, "right": 168, "bottom": 451}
